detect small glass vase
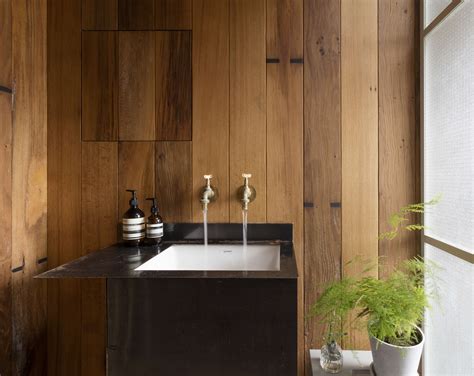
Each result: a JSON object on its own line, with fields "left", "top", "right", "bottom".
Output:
{"left": 320, "top": 341, "right": 343, "bottom": 373}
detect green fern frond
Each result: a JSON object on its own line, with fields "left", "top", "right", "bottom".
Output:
{"left": 405, "top": 224, "right": 425, "bottom": 231}
{"left": 380, "top": 195, "right": 440, "bottom": 241}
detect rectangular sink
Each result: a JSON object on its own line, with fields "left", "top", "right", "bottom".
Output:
{"left": 135, "top": 244, "right": 280, "bottom": 271}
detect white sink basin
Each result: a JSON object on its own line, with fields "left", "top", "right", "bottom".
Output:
{"left": 135, "top": 244, "right": 280, "bottom": 271}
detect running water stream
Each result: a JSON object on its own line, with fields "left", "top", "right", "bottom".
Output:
{"left": 203, "top": 209, "right": 208, "bottom": 274}
{"left": 242, "top": 209, "right": 248, "bottom": 248}
{"left": 242, "top": 209, "right": 248, "bottom": 272}
{"left": 203, "top": 209, "right": 208, "bottom": 246}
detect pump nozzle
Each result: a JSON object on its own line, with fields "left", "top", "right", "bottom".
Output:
{"left": 146, "top": 197, "right": 158, "bottom": 215}
{"left": 126, "top": 189, "right": 138, "bottom": 207}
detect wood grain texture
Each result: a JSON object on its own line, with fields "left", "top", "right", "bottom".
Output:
{"left": 0, "top": 1, "right": 12, "bottom": 373}
{"left": 266, "top": 0, "right": 303, "bottom": 61}
{"left": 118, "top": 142, "right": 156, "bottom": 220}
{"left": 11, "top": 0, "right": 47, "bottom": 374}
{"left": 119, "top": 31, "right": 155, "bottom": 141}
{"left": 266, "top": 0, "right": 304, "bottom": 373}
{"left": 81, "top": 142, "right": 118, "bottom": 376}
{"left": 47, "top": 0, "right": 82, "bottom": 373}
{"left": 0, "top": 98, "right": 12, "bottom": 376}
{"left": 304, "top": 0, "right": 341, "bottom": 371}
{"left": 341, "top": 0, "right": 379, "bottom": 349}
{"left": 0, "top": 0, "right": 12, "bottom": 373}
{"left": 155, "top": 0, "right": 192, "bottom": 30}
{"left": 119, "top": 0, "right": 155, "bottom": 30}
{"left": 229, "top": 0, "right": 266, "bottom": 223}
{"left": 378, "top": 0, "right": 419, "bottom": 277}
{"left": 156, "top": 31, "right": 192, "bottom": 141}
{"left": 192, "top": 0, "right": 229, "bottom": 222}
{"left": 82, "top": 0, "right": 117, "bottom": 30}
{"left": 155, "top": 142, "right": 192, "bottom": 222}
{"left": 82, "top": 31, "right": 118, "bottom": 141}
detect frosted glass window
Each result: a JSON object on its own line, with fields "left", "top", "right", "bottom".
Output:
{"left": 424, "top": 0, "right": 452, "bottom": 27}
{"left": 424, "top": 244, "right": 473, "bottom": 376}
{"left": 424, "top": 1, "right": 474, "bottom": 253}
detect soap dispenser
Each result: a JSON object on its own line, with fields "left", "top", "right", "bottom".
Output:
{"left": 122, "top": 189, "right": 145, "bottom": 246}
{"left": 145, "top": 197, "right": 164, "bottom": 245}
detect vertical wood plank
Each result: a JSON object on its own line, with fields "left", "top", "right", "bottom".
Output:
{"left": 11, "top": 0, "right": 47, "bottom": 374}
{"left": 119, "top": 31, "right": 156, "bottom": 141}
{"left": 82, "top": 0, "right": 118, "bottom": 30}
{"left": 47, "top": 0, "right": 82, "bottom": 373}
{"left": 192, "top": 0, "right": 229, "bottom": 222}
{"left": 379, "top": 0, "right": 419, "bottom": 276}
{"left": 156, "top": 31, "right": 192, "bottom": 141}
{"left": 229, "top": 0, "right": 266, "bottom": 223}
{"left": 0, "top": 97, "right": 12, "bottom": 375}
{"left": 304, "top": 0, "right": 341, "bottom": 371}
{"left": 82, "top": 31, "right": 118, "bottom": 141}
{"left": 0, "top": 1, "right": 12, "bottom": 373}
{"left": 118, "top": 0, "right": 155, "bottom": 30}
{"left": 341, "top": 0, "right": 379, "bottom": 349}
{"left": 81, "top": 142, "right": 118, "bottom": 376}
{"left": 155, "top": 142, "right": 193, "bottom": 222}
{"left": 266, "top": 0, "right": 304, "bottom": 373}
{"left": 118, "top": 142, "right": 156, "bottom": 221}
{"left": 155, "top": 0, "right": 192, "bottom": 30}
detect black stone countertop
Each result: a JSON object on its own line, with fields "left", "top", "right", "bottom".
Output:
{"left": 36, "top": 223, "right": 298, "bottom": 280}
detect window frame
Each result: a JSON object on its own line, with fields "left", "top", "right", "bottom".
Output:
{"left": 420, "top": 1, "right": 474, "bottom": 374}
{"left": 420, "top": 0, "right": 473, "bottom": 264}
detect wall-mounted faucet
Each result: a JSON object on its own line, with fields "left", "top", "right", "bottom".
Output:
{"left": 237, "top": 173, "right": 256, "bottom": 211}
{"left": 200, "top": 174, "right": 218, "bottom": 211}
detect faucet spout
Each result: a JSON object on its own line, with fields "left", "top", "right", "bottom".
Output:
{"left": 200, "top": 175, "right": 218, "bottom": 211}
{"left": 237, "top": 173, "right": 256, "bottom": 211}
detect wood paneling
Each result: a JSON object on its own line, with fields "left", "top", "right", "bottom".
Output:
{"left": 11, "top": 0, "right": 47, "bottom": 374}
{"left": 266, "top": 0, "right": 304, "bottom": 373}
{"left": 118, "top": 142, "right": 156, "bottom": 220}
{"left": 81, "top": 142, "right": 118, "bottom": 376}
{"left": 304, "top": 0, "right": 341, "bottom": 370}
{"left": 155, "top": 31, "right": 192, "bottom": 141}
{"left": 155, "top": 0, "right": 192, "bottom": 30}
{"left": 119, "top": 31, "right": 156, "bottom": 141}
{"left": 0, "top": 96, "right": 12, "bottom": 375}
{"left": 229, "top": 0, "right": 266, "bottom": 223}
{"left": 82, "top": 31, "right": 118, "bottom": 141}
{"left": 47, "top": 0, "right": 82, "bottom": 373}
{"left": 43, "top": 1, "right": 420, "bottom": 374}
{"left": 0, "top": 0, "right": 11, "bottom": 78}
{"left": 119, "top": 0, "right": 155, "bottom": 30}
{"left": 0, "top": 1, "right": 12, "bottom": 373}
{"left": 155, "top": 142, "right": 193, "bottom": 222}
{"left": 341, "top": 0, "right": 379, "bottom": 349}
{"left": 82, "top": 142, "right": 118, "bottom": 252}
{"left": 266, "top": 0, "right": 303, "bottom": 61}
{"left": 378, "top": 0, "right": 419, "bottom": 276}
{"left": 192, "top": 0, "right": 229, "bottom": 222}
{"left": 82, "top": 0, "right": 118, "bottom": 30}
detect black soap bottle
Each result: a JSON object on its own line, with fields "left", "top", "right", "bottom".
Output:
{"left": 145, "top": 198, "right": 163, "bottom": 245}
{"left": 122, "top": 189, "right": 145, "bottom": 246}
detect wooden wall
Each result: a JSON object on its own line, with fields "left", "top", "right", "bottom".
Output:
{"left": 0, "top": 0, "right": 48, "bottom": 374}
{"left": 43, "top": 0, "right": 419, "bottom": 375}
{"left": 304, "top": 0, "right": 420, "bottom": 370}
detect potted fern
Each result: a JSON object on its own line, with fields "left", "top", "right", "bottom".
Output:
{"left": 358, "top": 258, "right": 433, "bottom": 375}
{"left": 309, "top": 198, "right": 439, "bottom": 375}
{"left": 361, "top": 198, "right": 439, "bottom": 375}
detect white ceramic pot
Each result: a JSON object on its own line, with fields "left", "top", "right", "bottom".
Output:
{"left": 369, "top": 326, "right": 424, "bottom": 376}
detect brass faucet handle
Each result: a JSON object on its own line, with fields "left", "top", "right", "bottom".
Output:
{"left": 203, "top": 174, "right": 213, "bottom": 186}
{"left": 242, "top": 173, "right": 252, "bottom": 179}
